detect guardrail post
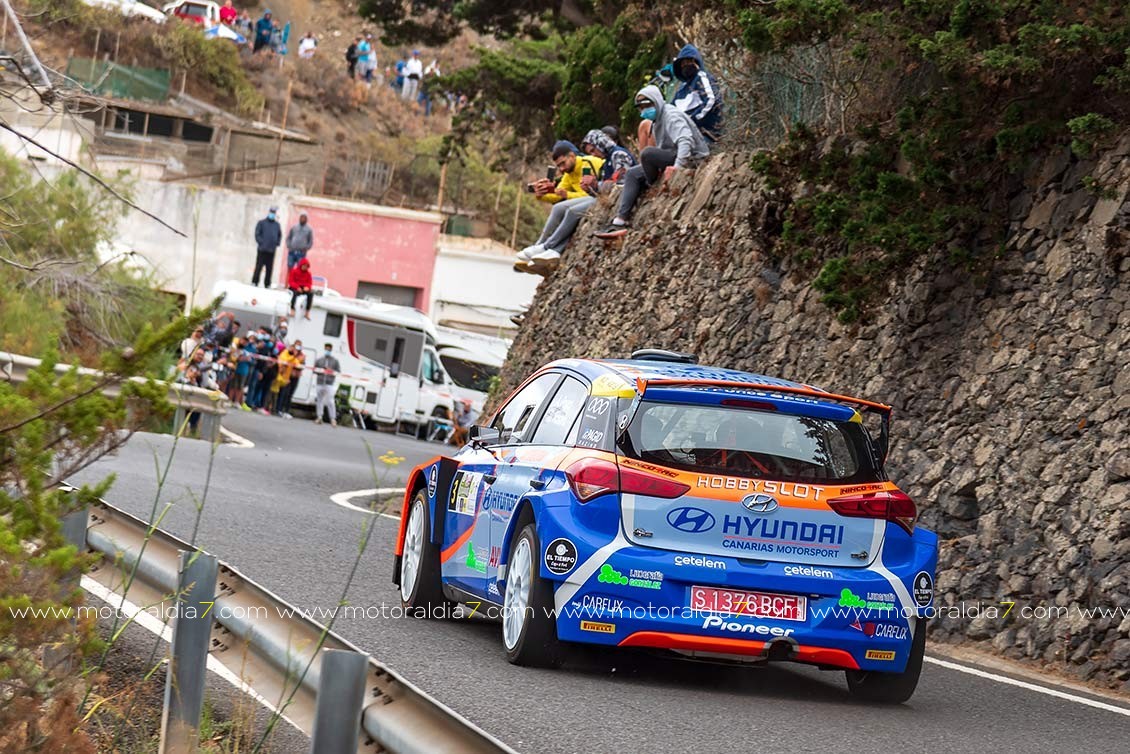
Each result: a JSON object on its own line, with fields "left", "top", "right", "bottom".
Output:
{"left": 309, "top": 649, "right": 369, "bottom": 754}
{"left": 160, "top": 550, "right": 218, "bottom": 754}
{"left": 173, "top": 405, "right": 188, "bottom": 436}
{"left": 44, "top": 507, "right": 90, "bottom": 672}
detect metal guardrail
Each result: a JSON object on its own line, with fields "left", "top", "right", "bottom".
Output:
{"left": 83, "top": 499, "right": 514, "bottom": 754}
{"left": 0, "top": 350, "right": 228, "bottom": 442}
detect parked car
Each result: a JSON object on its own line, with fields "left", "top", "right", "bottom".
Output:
{"left": 394, "top": 349, "right": 938, "bottom": 703}
{"left": 80, "top": 0, "right": 166, "bottom": 23}
{"left": 162, "top": 0, "right": 221, "bottom": 25}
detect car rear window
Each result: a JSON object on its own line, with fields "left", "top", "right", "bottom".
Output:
{"left": 619, "top": 401, "right": 883, "bottom": 484}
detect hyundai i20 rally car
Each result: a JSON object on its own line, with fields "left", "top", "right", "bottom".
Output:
{"left": 393, "top": 351, "right": 938, "bottom": 703}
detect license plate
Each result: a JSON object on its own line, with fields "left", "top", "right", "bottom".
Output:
{"left": 690, "top": 586, "right": 807, "bottom": 622}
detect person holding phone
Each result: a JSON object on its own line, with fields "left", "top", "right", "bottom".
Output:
{"left": 515, "top": 141, "right": 604, "bottom": 270}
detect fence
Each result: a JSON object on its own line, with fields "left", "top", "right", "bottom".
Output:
{"left": 64, "top": 57, "right": 171, "bottom": 102}
{"left": 76, "top": 498, "right": 514, "bottom": 754}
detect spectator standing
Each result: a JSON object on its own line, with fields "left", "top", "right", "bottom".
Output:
{"left": 252, "top": 206, "right": 282, "bottom": 287}
{"left": 235, "top": 11, "right": 253, "bottom": 40}
{"left": 181, "top": 326, "right": 204, "bottom": 361}
{"left": 515, "top": 141, "right": 602, "bottom": 266}
{"left": 345, "top": 36, "right": 360, "bottom": 78}
{"left": 594, "top": 85, "right": 709, "bottom": 240}
{"left": 288, "top": 258, "right": 315, "bottom": 318}
{"left": 255, "top": 339, "right": 279, "bottom": 414}
{"left": 402, "top": 50, "right": 423, "bottom": 102}
{"left": 356, "top": 34, "right": 375, "bottom": 84}
{"left": 393, "top": 53, "right": 407, "bottom": 92}
{"left": 314, "top": 343, "right": 341, "bottom": 426}
{"left": 229, "top": 337, "right": 254, "bottom": 407}
{"left": 254, "top": 10, "right": 274, "bottom": 53}
{"left": 286, "top": 212, "right": 314, "bottom": 269}
{"left": 219, "top": 0, "right": 237, "bottom": 26}
{"left": 672, "top": 44, "right": 723, "bottom": 141}
{"left": 298, "top": 32, "right": 317, "bottom": 59}
{"left": 276, "top": 341, "right": 304, "bottom": 418}
{"left": 420, "top": 59, "right": 441, "bottom": 116}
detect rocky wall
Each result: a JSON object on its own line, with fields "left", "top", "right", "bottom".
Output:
{"left": 499, "top": 138, "right": 1130, "bottom": 688}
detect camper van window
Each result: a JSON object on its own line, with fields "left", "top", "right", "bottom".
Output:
{"left": 324, "top": 313, "right": 343, "bottom": 337}
{"left": 440, "top": 356, "right": 498, "bottom": 393}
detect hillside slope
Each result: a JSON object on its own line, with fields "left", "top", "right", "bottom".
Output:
{"left": 500, "top": 139, "right": 1130, "bottom": 689}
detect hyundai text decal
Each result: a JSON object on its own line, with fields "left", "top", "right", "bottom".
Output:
{"left": 721, "top": 515, "right": 843, "bottom": 545}
{"left": 666, "top": 507, "right": 716, "bottom": 533}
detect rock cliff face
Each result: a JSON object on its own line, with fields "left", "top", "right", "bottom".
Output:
{"left": 499, "top": 140, "right": 1130, "bottom": 688}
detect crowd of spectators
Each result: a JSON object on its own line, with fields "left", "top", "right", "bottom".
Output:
{"left": 513, "top": 44, "right": 723, "bottom": 275}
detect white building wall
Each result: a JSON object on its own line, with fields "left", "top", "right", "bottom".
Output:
{"left": 431, "top": 236, "right": 540, "bottom": 336}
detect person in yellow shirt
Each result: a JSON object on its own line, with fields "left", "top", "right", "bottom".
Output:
{"left": 271, "top": 342, "right": 302, "bottom": 417}
{"left": 516, "top": 141, "right": 604, "bottom": 269}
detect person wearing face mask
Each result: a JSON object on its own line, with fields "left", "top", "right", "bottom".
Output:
{"left": 276, "top": 340, "right": 304, "bottom": 418}
{"left": 671, "top": 44, "right": 723, "bottom": 142}
{"left": 285, "top": 212, "right": 314, "bottom": 269}
{"left": 314, "top": 343, "right": 341, "bottom": 426}
{"left": 593, "top": 85, "right": 709, "bottom": 240}
{"left": 252, "top": 206, "right": 282, "bottom": 287}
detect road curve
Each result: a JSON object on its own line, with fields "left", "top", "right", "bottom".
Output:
{"left": 73, "top": 412, "right": 1130, "bottom": 753}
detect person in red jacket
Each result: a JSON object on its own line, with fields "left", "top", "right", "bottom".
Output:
{"left": 287, "top": 258, "right": 314, "bottom": 318}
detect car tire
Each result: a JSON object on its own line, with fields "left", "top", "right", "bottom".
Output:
{"left": 399, "top": 489, "right": 451, "bottom": 617}
{"left": 502, "top": 522, "right": 562, "bottom": 668}
{"left": 845, "top": 618, "right": 926, "bottom": 704}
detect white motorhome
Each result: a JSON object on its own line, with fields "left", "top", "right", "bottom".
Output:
{"left": 212, "top": 280, "right": 456, "bottom": 429}
{"left": 435, "top": 326, "right": 510, "bottom": 414}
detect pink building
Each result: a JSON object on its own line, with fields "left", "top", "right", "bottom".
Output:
{"left": 282, "top": 197, "right": 443, "bottom": 311}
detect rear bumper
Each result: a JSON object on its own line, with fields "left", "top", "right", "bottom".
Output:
{"left": 546, "top": 525, "right": 937, "bottom": 673}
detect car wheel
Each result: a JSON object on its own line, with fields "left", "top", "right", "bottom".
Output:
{"left": 400, "top": 489, "right": 451, "bottom": 617}
{"left": 502, "top": 523, "right": 562, "bottom": 667}
{"left": 845, "top": 618, "right": 926, "bottom": 704}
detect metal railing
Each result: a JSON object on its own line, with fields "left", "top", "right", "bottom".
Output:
{"left": 0, "top": 350, "right": 228, "bottom": 442}
{"left": 82, "top": 499, "right": 515, "bottom": 754}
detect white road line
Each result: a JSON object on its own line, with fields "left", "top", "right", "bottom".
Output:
{"left": 924, "top": 655, "right": 1130, "bottom": 717}
{"left": 329, "top": 488, "right": 405, "bottom": 520}
{"left": 80, "top": 576, "right": 305, "bottom": 733}
{"left": 219, "top": 427, "right": 255, "bottom": 448}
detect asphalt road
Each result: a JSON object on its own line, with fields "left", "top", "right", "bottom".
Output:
{"left": 72, "top": 411, "right": 1130, "bottom": 753}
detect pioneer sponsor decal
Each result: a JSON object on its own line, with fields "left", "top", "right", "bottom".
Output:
{"left": 696, "top": 476, "right": 826, "bottom": 500}
{"left": 701, "top": 616, "right": 796, "bottom": 637}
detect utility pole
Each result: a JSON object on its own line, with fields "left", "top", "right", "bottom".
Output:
{"left": 436, "top": 158, "right": 448, "bottom": 215}
{"left": 271, "top": 78, "right": 293, "bottom": 188}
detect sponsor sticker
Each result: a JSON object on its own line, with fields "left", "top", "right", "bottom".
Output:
{"left": 783, "top": 565, "right": 833, "bottom": 579}
{"left": 913, "top": 571, "right": 934, "bottom": 607}
{"left": 580, "top": 620, "right": 616, "bottom": 634}
{"left": 865, "top": 649, "right": 897, "bottom": 661}
{"left": 449, "top": 471, "right": 481, "bottom": 515}
{"left": 544, "top": 538, "right": 578, "bottom": 575}
{"left": 465, "top": 543, "right": 487, "bottom": 573}
{"left": 701, "top": 616, "right": 796, "bottom": 636}
{"left": 674, "top": 554, "right": 726, "bottom": 570}
{"left": 427, "top": 465, "right": 438, "bottom": 498}
{"left": 850, "top": 620, "right": 909, "bottom": 640}
{"left": 839, "top": 588, "right": 896, "bottom": 612}
{"left": 597, "top": 564, "right": 662, "bottom": 590}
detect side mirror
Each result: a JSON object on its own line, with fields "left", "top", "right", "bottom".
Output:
{"left": 469, "top": 425, "right": 500, "bottom": 446}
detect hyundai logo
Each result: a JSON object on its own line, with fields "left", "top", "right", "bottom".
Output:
{"left": 667, "top": 506, "right": 716, "bottom": 534}
{"left": 741, "top": 493, "right": 778, "bottom": 514}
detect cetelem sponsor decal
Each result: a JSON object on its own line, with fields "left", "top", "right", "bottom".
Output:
{"left": 702, "top": 616, "right": 796, "bottom": 637}
{"left": 580, "top": 620, "right": 616, "bottom": 634}
{"left": 865, "top": 649, "right": 896, "bottom": 661}
{"left": 783, "top": 565, "right": 834, "bottom": 579}
{"left": 674, "top": 554, "right": 726, "bottom": 570}
{"left": 696, "top": 476, "right": 826, "bottom": 501}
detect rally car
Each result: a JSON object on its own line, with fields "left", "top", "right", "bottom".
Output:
{"left": 393, "top": 350, "right": 938, "bottom": 703}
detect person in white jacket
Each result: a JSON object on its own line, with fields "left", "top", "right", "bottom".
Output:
{"left": 402, "top": 50, "right": 424, "bottom": 102}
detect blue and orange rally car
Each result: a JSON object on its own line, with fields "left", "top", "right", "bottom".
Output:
{"left": 393, "top": 351, "right": 938, "bottom": 703}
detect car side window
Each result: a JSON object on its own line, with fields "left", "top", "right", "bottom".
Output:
{"left": 531, "top": 377, "right": 589, "bottom": 446}
{"left": 490, "top": 373, "right": 560, "bottom": 443}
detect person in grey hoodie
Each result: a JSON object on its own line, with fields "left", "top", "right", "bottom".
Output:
{"left": 285, "top": 213, "right": 314, "bottom": 269}
{"left": 593, "top": 85, "right": 709, "bottom": 239}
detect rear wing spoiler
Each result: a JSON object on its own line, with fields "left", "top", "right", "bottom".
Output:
{"left": 633, "top": 377, "right": 893, "bottom": 463}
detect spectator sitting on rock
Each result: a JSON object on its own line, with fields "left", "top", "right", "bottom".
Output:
{"left": 672, "top": 44, "right": 723, "bottom": 142}
{"left": 449, "top": 399, "right": 478, "bottom": 447}
{"left": 253, "top": 10, "right": 274, "bottom": 53}
{"left": 594, "top": 85, "right": 709, "bottom": 240}
{"left": 288, "top": 258, "right": 314, "bottom": 319}
{"left": 298, "top": 32, "right": 317, "bottom": 59}
{"left": 581, "top": 128, "right": 637, "bottom": 189}
{"left": 515, "top": 141, "right": 603, "bottom": 269}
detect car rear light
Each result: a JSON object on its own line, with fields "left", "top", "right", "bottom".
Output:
{"left": 565, "top": 458, "right": 690, "bottom": 503}
{"left": 827, "top": 490, "right": 917, "bottom": 535}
